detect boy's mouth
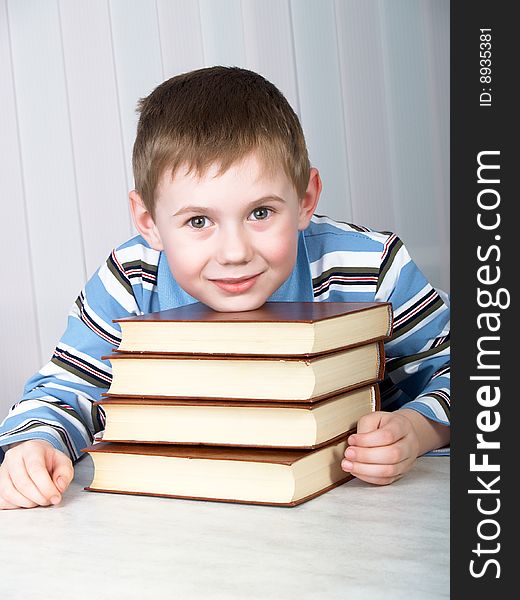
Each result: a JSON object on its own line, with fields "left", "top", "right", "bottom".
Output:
{"left": 209, "top": 274, "right": 262, "bottom": 294}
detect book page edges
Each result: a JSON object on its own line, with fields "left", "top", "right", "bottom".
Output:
{"left": 84, "top": 475, "right": 353, "bottom": 507}
{"left": 106, "top": 345, "right": 383, "bottom": 401}
{"left": 97, "top": 383, "right": 379, "bottom": 409}
{"left": 103, "top": 377, "right": 382, "bottom": 404}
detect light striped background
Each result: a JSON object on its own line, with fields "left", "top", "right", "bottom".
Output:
{"left": 0, "top": 0, "right": 449, "bottom": 416}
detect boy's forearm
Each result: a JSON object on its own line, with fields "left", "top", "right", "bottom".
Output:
{"left": 399, "top": 408, "right": 450, "bottom": 456}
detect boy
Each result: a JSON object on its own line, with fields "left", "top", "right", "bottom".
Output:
{"left": 0, "top": 66, "right": 450, "bottom": 509}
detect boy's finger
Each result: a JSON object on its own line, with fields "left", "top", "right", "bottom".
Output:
{"left": 347, "top": 472, "right": 402, "bottom": 486}
{"left": 344, "top": 439, "right": 410, "bottom": 465}
{"left": 10, "top": 457, "right": 55, "bottom": 506}
{"left": 48, "top": 448, "right": 74, "bottom": 492}
{"left": 355, "top": 412, "right": 385, "bottom": 435}
{"left": 341, "top": 457, "right": 408, "bottom": 481}
{"left": 348, "top": 416, "right": 405, "bottom": 448}
{"left": 23, "top": 455, "right": 62, "bottom": 504}
{"left": 348, "top": 426, "right": 400, "bottom": 448}
{"left": 52, "top": 466, "right": 74, "bottom": 493}
{"left": 2, "top": 472, "right": 39, "bottom": 508}
{"left": 0, "top": 496, "right": 19, "bottom": 509}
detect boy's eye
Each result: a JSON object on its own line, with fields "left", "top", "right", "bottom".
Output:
{"left": 250, "top": 207, "right": 271, "bottom": 221}
{"left": 189, "top": 216, "right": 209, "bottom": 229}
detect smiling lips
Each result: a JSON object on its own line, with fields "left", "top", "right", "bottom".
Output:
{"left": 210, "top": 274, "right": 261, "bottom": 294}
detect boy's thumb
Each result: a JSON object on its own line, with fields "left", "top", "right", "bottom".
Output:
{"left": 52, "top": 456, "right": 74, "bottom": 492}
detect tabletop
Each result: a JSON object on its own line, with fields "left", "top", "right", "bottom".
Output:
{"left": 0, "top": 455, "right": 449, "bottom": 600}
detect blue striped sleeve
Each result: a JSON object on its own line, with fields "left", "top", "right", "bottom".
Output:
{"left": 374, "top": 234, "right": 450, "bottom": 427}
{"left": 0, "top": 237, "right": 157, "bottom": 463}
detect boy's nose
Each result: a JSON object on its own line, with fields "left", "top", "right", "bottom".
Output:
{"left": 216, "top": 227, "right": 254, "bottom": 265}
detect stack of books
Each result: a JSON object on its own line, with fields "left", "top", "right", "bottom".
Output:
{"left": 82, "top": 301, "right": 393, "bottom": 506}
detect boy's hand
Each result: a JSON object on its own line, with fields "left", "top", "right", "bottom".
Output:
{"left": 0, "top": 440, "right": 74, "bottom": 509}
{"left": 341, "top": 409, "right": 450, "bottom": 485}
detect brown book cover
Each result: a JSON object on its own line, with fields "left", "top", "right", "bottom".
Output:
{"left": 113, "top": 301, "right": 393, "bottom": 357}
{"left": 98, "top": 385, "right": 381, "bottom": 409}
{"left": 115, "top": 301, "right": 392, "bottom": 324}
{"left": 85, "top": 439, "right": 340, "bottom": 463}
{"left": 82, "top": 437, "right": 353, "bottom": 507}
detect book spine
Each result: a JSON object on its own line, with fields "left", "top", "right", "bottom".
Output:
{"left": 376, "top": 341, "right": 386, "bottom": 381}
{"left": 372, "top": 384, "right": 381, "bottom": 412}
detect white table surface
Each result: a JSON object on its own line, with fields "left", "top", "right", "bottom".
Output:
{"left": 0, "top": 455, "right": 449, "bottom": 600}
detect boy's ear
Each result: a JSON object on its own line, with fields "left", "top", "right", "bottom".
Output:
{"left": 128, "top": 190, "right": 164, "bottom": 251}
{"left": 297, "top": 167, "right": 322, "bottom": 230}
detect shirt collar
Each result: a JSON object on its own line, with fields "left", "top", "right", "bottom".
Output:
{"left": 157, "top": 230, "right": 314, "bottom": 310}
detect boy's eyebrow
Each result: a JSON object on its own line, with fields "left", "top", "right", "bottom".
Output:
{"left": 171, "top": 195, "right": 286, "bottom": 217}
{"left": 171, "top": 205, "right": 214, "bottom": 217}
{"left": 248, "top": 195, "right": 286, "bottom": 207}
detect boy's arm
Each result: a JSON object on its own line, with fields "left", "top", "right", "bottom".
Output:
{"left": 337, "top": 233, "right": 450, "bottom": 485}
{"left": 0, "top": 243, "right": 151, "bottom": 464}
{"left": 374, "top": 233, "right": 450, "bottom": 442}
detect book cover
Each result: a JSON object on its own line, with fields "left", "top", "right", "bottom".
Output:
{"left": 83, "top": 437, "right": 353, "bottom": 507}
{"left": 104, "top": 341, "right": 385, "bottom": 402}
{"left": 96, "top": 384, "right": 380, "bottom": 448}
{"left": 113, "top": 301, "right": 393, "bottom": 356}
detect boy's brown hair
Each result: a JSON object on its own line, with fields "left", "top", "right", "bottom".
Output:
{"left": 132, "top": 66, "right": 310, "bottom": 217}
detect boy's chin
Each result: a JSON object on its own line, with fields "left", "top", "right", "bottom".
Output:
{"left": 200, "top": 294, "right": 269, "bottom": 313}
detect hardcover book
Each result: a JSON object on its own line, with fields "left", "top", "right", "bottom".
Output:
{"left": 96, "top": 384, "right": 380, "bottom": 448}
{"left": 104, "top": 341, "right": 385, "bottom": 402}
{"left": 113, "top": 301, "right": 393, "bottom": 356}
{"left": 83, "top": 437, "right": 352, "bottom": 507}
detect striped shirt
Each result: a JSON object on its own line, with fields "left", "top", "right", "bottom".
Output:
{"left": 0, "top": 215, "right": 450, "bottom": 462}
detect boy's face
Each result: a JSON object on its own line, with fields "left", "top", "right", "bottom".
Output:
{"left": 136, "top": 153, "right": 320, "bottom": 312}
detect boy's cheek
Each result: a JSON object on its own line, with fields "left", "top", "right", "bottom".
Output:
{"left": 263, "top": 231, "right": 298, "bottom": 266}
{"left": 162, "top": 250, "right": 202, "bottom": 290}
